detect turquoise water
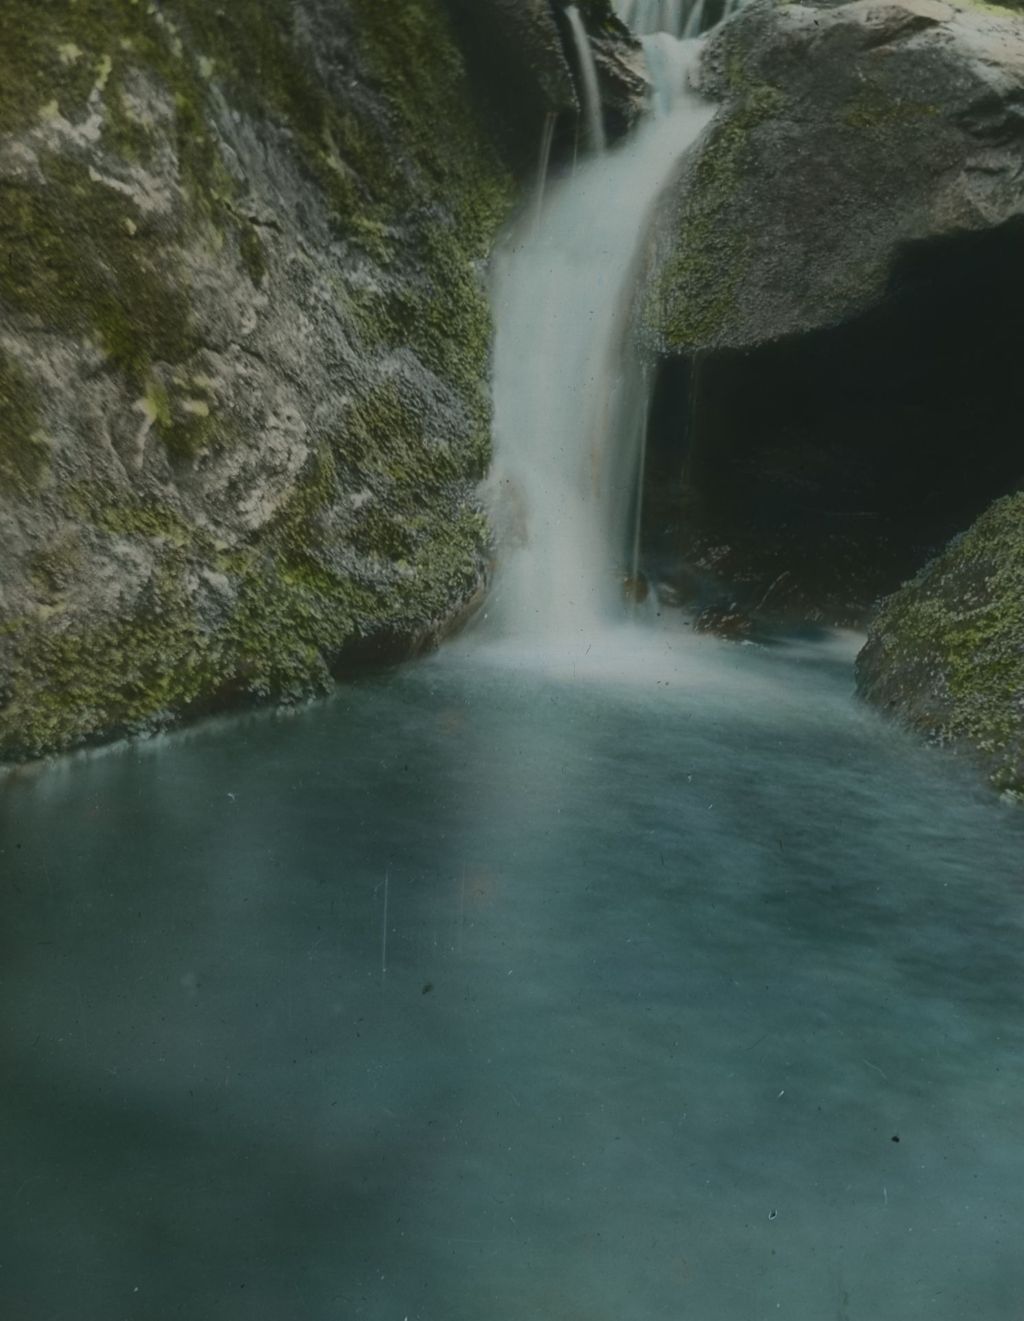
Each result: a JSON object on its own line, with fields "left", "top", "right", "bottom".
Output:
{"left": 3, "top": 622, "right": 1024, "bottom": 1319}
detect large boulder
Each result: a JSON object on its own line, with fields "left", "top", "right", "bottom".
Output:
{"left": 636, "top": 0, "right": 1024, "bottom": 628}
{"left": 634, "top": 0, "right": 1024, "bottom": 786}
{"left": 647, "top": 0, "right": 1024, "bottom": 352}
{"left": 856, "top": 492, "right": 1024, "bottom": 795}
{"left": 0, "top": 0, "right": 514, "bottom": 761}
{"left": 447, "top": 0, "right": 648, "bottom": 157}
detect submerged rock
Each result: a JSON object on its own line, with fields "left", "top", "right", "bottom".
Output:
{"left": 0, "top": 0, "right": 515, "bottom": 761}
{"left": 856, "top": 493, "right": 1024, "bottom": 795}
{"left": 622, "top": 571, "right": 650, "bottom": 604}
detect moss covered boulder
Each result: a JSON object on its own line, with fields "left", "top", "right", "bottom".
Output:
{"left": 0, "top": 0, "right": 518, "bottom": 761}
{"left": 629, "top": 0, "right": 1024, "bottom": 632}
{"left": 856, "top": 494, "right": 1024, "bottom": 795}
{"left": 644, "top": 0, "right": 1024, "bottom": 353}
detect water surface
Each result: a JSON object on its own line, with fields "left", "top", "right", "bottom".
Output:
{"left": 3, "top": 623, "right": 1023, "bottom": 1319}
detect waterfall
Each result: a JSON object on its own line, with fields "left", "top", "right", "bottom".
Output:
{"left": 615, "top": 0, "right": 688, "bottom": 36}
{"left": 486, "top": 33, "right": 714, "bottom": 645}
{"left": 565, "top": 6, "right": 607, "bottom": 153}
{"left": 614, "top": 0, "right": 745, "bottom": 37}
{"left": 683, "top": 0, "right": 707, "bottom": 38}
{"left": 533, "top": 111, "right": 558, "bottom": 231}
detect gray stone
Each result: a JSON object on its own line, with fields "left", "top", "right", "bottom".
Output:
{"left": 0, "top": 0, "right": 515, "bottom": 760}
{"left": 644, "top": 0, "right": 1024, "bottom": 351}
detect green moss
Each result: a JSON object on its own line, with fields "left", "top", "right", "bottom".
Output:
{"left": 860, "top": 493, "right": 1024, "bottom": 793}
{"left": 0, "top": 462, "right": 488, "bottom": 763}
{"left": 0, "top": 0, "right": 509, "bottom": 760}
{"left": 651, "top": 63, "right": 786, "bottom": 349}
{"left": 338, "top": 0, "right": 511, "bottom": 409}
{"left": 0, "top": 3, "right": 106, "bottom": 134}
{"left": 29, "top": 535, "right": 83, "bottom": 599}
{"left": 70, "top": 483, "right": 198, "bottom": 546}
{"left": 0, "top": 156, "right": 197, "bottom": 381}
{"left": 1, "top": 561, "right": 215, "bottom": 757}
{"left": 0, "top": 352, "right": 49, "bottom": 495}
{"left": 0, "top": 1, "right": 277, "bottom": 387}
{"left": 843, "top": 84, "right": 939, "bottom": 132}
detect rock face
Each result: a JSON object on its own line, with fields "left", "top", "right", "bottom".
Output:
{"left": 647, "top": 0, "right": 1024, "bottom": 353}
{"left": 0, "top": 0, "right": 516, "bottom": 761}
{"left": 550, "top": 0, "right": 649, "bottom": 137}
{"left": 629, "top": 0, "right": 1024, "bottom": 787}
{"left": 446, "top": 0, "right": 580, "bottom": 154}
{"left": 634, "top": 0, "right": 1024, "bottom": 644}
{"left": 856, "top": 493, "right": 1024, "bottom": 794}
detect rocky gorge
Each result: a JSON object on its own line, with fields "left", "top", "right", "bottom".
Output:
{"left": 2, "top": 0, "right": 1024, "bottom": 796}
{"left": 7, "top": 7, "right": 1024, "bottom": 1315}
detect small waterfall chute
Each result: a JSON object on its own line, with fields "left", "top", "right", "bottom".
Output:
{"left": 565, "top": 5, "right": 607, "bottom": 153}
{"left": 533, "top": 111, "right": 558, "bottom": 230}
{"left": 683, "top": 0, "right": 706, "bottom": 39}
{"left": 613, "top": 0, "right": 747, "bottom": 38}
{"left": 487, "top": 37, "right": 713, "bottom": 643}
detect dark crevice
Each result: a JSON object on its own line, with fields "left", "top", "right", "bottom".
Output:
{"left": 641, "top": 216, "right": 1024, "bottom": 625}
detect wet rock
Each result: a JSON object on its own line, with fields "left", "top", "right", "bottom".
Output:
{"left": 634, "top": 0, "right": 1024, "bottom": 687}
{"left": 446, "top": 0, "right": 580, "bottom": 154}
{"left": 692, "top": 603, "right": 754, "bottom": 639}
{"left": 550, "top": 0, "right": 650, "bottom": 138}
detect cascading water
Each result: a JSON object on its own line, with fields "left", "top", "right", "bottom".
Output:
{"left": 613, "top": 0, "right": 744, "bottom": 37}
{"left": 485, "top": 27, "right": 714, "bottom": 647}
{"left": 565, "top": 6, "right": 607, "bottom": 153}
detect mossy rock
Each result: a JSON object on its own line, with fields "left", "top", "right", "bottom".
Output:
{"left": 857, "top": 493, "right": 1024, "bottom": 795}
{"left": 0, "top": 0, "right": 515, "bottom": 763}
{"left": 643, "top": 0, "right": 1024, "bottom": 352}
{"left": 0, "top": 352, "right": 49, "bottom": 495}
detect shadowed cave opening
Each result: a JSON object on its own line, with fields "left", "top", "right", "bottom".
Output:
{"left": 641, "top": 217, "right": 1024, "bottom": 626}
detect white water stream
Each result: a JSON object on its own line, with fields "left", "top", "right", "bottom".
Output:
{"left": 486, "top": 30, "right": 714, "bottom": 648}
{"left": 614, "top": 0, "right": 742, "bottom": 37}
{"left": 566, "top": 5, "right": 608, "bottom": 153}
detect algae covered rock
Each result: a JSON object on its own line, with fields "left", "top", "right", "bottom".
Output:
{"left": 856, "top": 494, "right": 1024, "bottom": 795}
{"left": 0, "top": 0, "right": 515, "bottom": 760}
{"left": 645, "top": 0, "right": 1024, "bottom": 352}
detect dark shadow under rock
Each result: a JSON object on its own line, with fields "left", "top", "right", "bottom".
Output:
{"left": 639, "top": 217, "right": 1024, "bottom": 627}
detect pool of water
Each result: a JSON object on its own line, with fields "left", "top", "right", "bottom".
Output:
{"left": 3, "top": 621, "right": 1023, "bottom": 1319}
